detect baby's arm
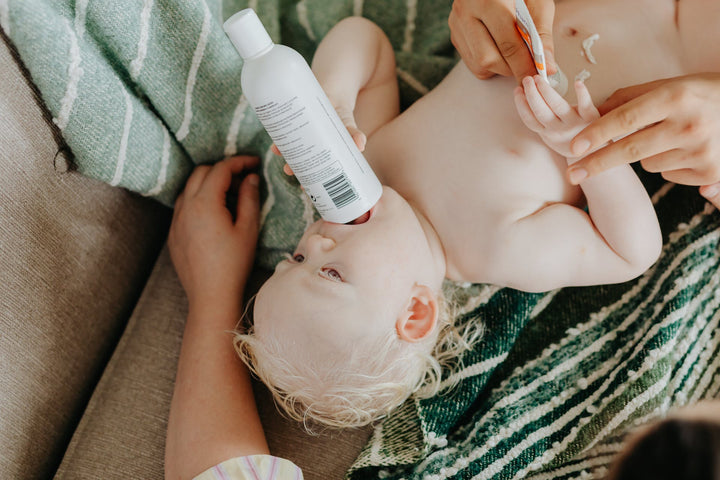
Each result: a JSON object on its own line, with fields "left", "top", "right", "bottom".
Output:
{"left": 311, "top": 17, "right": 399, "bottom": 142}
{"left": 491, "top": 77, "right": 662, "bottom": 291}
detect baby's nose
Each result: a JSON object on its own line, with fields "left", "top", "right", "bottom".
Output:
{"left": 307, "top": 233, "right": 335, "bottom": 253}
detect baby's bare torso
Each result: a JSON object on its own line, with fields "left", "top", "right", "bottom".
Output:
{"left": 364, "top": 0, "right": 699, "bottom": 282}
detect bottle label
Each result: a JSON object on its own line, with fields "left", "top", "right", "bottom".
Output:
{"left": 254, "top": 92, "right": 379, "bottom": 221}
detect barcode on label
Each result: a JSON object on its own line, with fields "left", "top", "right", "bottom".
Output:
{"left": 323, "top": 173, "right": 358, "bottom": 209}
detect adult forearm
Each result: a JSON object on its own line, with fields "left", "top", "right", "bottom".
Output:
{"left": 165, "top": 296, "right": 268, "bottom": 480}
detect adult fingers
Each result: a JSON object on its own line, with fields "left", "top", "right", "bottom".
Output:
{"left": 171, "top": 192, "right": 185, "bottom": 228}
{"left": 200, "top": 156, "right": 260, "bottom": 198}
{"left": 597, "top": 78, "right": 676, "bottom": 115}
{"left": 639, "top": 149, "right": 691, "bottom": 173}
{"left": 184, "top": 165, "right": 212, "bottom": 196}
{"left": 450, "top": 1, "right": 504, "bottom": 78}
{"left": 526, "top": 0, "right": 556, "bottom": 75}
{"left": 173, "top": 191, "right": 185, "bottom": 210}
{"left": 567, "top": 123, "right": 673, "bottom": 184}
{"left": 661, "top": 168, "right": 711, "bottom": 187}
{"left": 699, "top": 182, "right": 720, "bottom": 209}
{"left": 461, "top": 17, "right": 512, "bottom": 78}
{"left": 570, "top": 88, "right": 670, "bottom": 158}
{"left": 482, "top": 4, "right": 536, "bottom": 80}
{"left": 235, "top": 173, "right": 261, "bottom": 234}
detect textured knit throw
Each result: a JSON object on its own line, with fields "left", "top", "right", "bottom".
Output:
{"left": 4, "top": 1, "right": 720, "bottom": 479}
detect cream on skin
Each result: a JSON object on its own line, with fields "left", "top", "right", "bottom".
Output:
{"left": 253, "top": 0, "right": 718, "bottom": 393}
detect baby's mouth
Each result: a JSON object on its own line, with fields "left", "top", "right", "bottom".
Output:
{"left": 348, "top": 206, "right": 374, "bottom": 225}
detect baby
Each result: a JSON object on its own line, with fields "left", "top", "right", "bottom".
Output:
{"left": 237, "top": 0, "right": 715, "bottom": 428}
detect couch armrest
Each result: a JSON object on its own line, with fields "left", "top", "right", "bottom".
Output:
{"left": 0, "top": 33, "right": 171, "bottom": 479}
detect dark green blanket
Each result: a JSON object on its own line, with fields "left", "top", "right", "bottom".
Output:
{"left": 5, "top": 1, "right": 720, "bottom": 478}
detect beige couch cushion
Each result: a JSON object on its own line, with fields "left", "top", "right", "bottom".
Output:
{"left": 54, "top": 247, "right": 372, "bottom": 480}
{"left": 0, "top": 34, "right": 171, "bottom": 479}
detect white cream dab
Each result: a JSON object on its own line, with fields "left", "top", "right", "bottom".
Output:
{"left": 575, "top": 69, "right": 591, "bottom": 82}
{"left": 549, "top": 67, "right": 569, "bottom": 96}
{"left": 581, "top": 33, "right": 600, "bottom": 64}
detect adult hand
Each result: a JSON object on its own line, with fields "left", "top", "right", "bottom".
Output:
{"left": 567, "top": 73, "right": 720, "bottom": 207}
{"left": 449, "top": 0, "right": 556, "bottom": 81}
{"left": 168, "top": 156, "right": 261, "bottom": 309}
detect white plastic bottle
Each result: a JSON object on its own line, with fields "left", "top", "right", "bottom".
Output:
{"left": 223, "top": 9, "right": 382, "bottom": 224}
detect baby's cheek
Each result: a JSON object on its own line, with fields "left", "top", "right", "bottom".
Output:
{"left": 253, "top": 280, "right": 290, "bottom": 335}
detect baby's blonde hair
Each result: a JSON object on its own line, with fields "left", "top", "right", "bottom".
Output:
{"left": 234, "top": 290, "right": 482, "bottom": 429}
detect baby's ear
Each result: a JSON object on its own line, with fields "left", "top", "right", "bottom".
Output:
{"left": 396, "top": 285, "right": 439, "bottom": 343}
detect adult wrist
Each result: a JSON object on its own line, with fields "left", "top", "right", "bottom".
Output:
{"left": 187, "top": 286, "right": 247, "bottom": 321}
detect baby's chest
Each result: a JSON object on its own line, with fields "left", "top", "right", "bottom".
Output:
{"left": 421, "top": 169, "right": 582, "bottom": 282}
{"left": 374, "top": 96, "right": 581, "bottom": 222}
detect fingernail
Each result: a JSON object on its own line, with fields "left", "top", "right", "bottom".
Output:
{"left": 568, "top": 168, "right": 588, "bottom": 184}
{"left": 702, "top": 184, "right": 720, "bottom": 198}
{"left": 248, "top": 174, "right": 260, "bottom": 187}
{"left": 572, "top": 139, "right": 591, "bottom": 156}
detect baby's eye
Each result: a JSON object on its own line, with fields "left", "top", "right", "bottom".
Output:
{"left": 321, "top": 267, "right": 343, "bottom": 282}
{"left": 292, "top": 253, "right": 305, "bottom": 263}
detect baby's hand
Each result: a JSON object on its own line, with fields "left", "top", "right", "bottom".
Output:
{"left": 514, "top": 75, "right": 600, "bottom": 159}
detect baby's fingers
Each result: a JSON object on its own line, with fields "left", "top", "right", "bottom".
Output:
{"left": 575, "top": 81, "right": 600, "bottom": 121}
{"left": 522, "top": 76, "right": 560, "bottom": 128}
{"left": 514, "top": 86, "right": 544, "bottom": 132}
{"left": 348, "top": 126, "right": 367, "bottom": 152}
{"left": 534, "top": 75, "right": 575, "bottom": 123}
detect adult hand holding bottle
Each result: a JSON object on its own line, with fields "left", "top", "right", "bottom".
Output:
{"left": 448, "top": 0, "right": 556, "bottom": 81}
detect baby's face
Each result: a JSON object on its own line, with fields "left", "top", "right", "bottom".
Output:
{"left": 254, "top": 186, "right": 440, "bottom": 355}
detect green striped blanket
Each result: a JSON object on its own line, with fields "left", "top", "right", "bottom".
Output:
{"left": 4, "top": 1, "right": 720, "bottom": 479}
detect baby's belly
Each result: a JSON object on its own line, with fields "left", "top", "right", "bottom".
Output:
{"left": 366, "top": 64, "right": 583, "bottom": 281}
{"left": 552, "top": 0, "right": 684, "bottom": 104}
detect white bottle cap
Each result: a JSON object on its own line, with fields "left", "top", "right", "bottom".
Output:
{"left": 223, "top": 9, "right": 273, "bottom": 60}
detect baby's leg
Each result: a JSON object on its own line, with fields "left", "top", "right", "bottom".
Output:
{"left": 311, "top": 17, "right": 400, "bottom": 141}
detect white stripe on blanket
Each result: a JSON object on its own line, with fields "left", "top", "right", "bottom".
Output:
{"left": 130, "top": 0, "right": 154, "bottom": 81}
{"left": 53, "top": 18, "right": 83, "bottom": 131}
{"left": 176, "top": 2, "right": 211, "bottom": 141}
{"left": 111, "top": 88, "right": 134, "bottom": 186}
